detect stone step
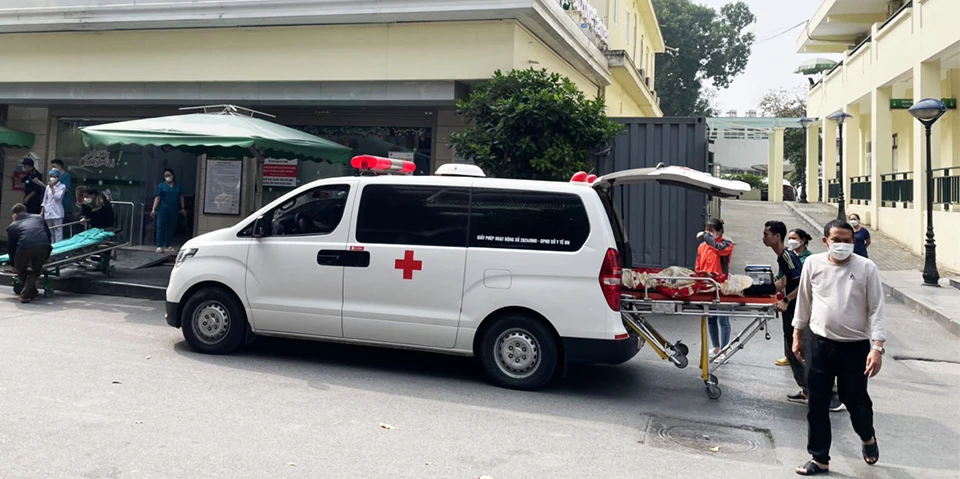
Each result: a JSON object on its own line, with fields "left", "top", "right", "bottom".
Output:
{"left": 950, "top": 278, "right": 960, "bottom": 291}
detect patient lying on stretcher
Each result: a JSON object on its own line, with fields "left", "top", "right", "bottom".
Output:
{"left": 622, "top": 266, "right": 755, "bottom": 298}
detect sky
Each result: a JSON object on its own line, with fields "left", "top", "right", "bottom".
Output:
{"left": 692, "top": 0, "right": 836, "bottom": 113}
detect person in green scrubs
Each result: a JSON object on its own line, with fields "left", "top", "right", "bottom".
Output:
{"left": 151, "top": 168, "right": 185, "bottom": 253}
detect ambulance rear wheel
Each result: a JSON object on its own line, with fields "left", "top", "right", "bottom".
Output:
{"left": 181, "top": 287, "right": 246, "bottom": 355}
{"left": 479, "top": 315, "right": 559, "bottom": 391}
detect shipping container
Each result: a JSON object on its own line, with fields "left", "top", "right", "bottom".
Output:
{"left": 596, "top": 117, "right": 712, "bottom": 269}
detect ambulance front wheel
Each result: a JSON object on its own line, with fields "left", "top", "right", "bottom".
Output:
{"left": 479, "top": 315, "right": 559, "bottom": 391}
{"left": 181, "top": 287, "right": 247, "bottom": 355}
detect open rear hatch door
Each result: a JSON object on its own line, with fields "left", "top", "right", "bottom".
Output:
{"left": 591, "top": 164, "right": 751, "bottom": 198}
{"left": 589, "top": 164, "right": 750, "bottom": 267}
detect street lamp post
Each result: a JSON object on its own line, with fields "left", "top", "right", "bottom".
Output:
{"left": 798, "top": 117, "right": 816, "bottom": 203}
{"left": 827, "top": 111, "right": 852, "bottom": 219}
{"left": 909, "top": 98, "right": 947, "bottom": 287}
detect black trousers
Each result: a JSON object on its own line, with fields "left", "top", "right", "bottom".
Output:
{"left": 13, "top": 244, "right": 51, "bottom": 298}
{"left": 782, "top": 306, "right": 807, "bottom": 391}
{"left": 806, "top": 334, "right": 876, "bottom": 464}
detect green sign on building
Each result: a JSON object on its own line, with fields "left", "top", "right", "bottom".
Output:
{"left": 890, "top": 98, "right": 958, "bottom": 109}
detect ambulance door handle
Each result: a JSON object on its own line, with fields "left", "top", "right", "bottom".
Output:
{"left": 316, "top": 250, "right": 345, "bottom": 266}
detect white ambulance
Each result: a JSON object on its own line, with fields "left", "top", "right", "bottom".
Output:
{"left": 165, "top": 157, "right": 745, "bottom": 390}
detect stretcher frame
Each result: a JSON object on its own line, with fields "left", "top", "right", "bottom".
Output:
{"left": 620, "top": 276, "right": 780, "bottom": 399}
{"left": 1, "top": 221, "right": 131, "bottom": 298}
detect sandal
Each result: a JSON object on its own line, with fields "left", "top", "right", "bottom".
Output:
{"left": 796, "top": 461, "right": 829, "bottom": 475}
{"left": 863, "top": 438, "right": 879, "bottom": 465}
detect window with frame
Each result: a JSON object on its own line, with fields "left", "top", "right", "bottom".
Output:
{"left": 355, "top": 184, "right": 470, "bottom": 247}
{"left": 268, "top": 184, "right": 351, "bottom": 236}
{"left": 469, "top": 188, "right": 590, "bottom": 252}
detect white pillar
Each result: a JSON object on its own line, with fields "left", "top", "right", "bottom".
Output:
{"left": 822, "top": 119, "right": 838, "bottom": 203}
{"left": 913, "top": 60, "right": 942, "bottom": 254}
{"left": 843, "top": 105, "right": 861, "bottom": 206}
{"left": 806, "top": 123, "right": 821, "bottom": 202}
{"left": 767, "top": 127, "right": 785, "bottom": 202}
{"left": 870, "top": 87, "right": 892, "bottom": 227}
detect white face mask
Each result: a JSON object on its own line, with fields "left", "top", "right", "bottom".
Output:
{"left": 48, "top": 177, "right": 58, "bottom": 184}
{"left": 786, "top": 239, "right": 801, "bottom": 250}
{"left": 849, "top": 220, "right": 860, "bottom": 227}
{"left": 83, "top": 197, "right": 93, "bottom": 204}
{"left": 165, "top": 176, "right": 173, "bottom": 183}
{"left": 829, "top": 242, "right": 855, "bottom": 261}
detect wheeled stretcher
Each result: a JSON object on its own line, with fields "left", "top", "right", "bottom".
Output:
{"left": 0, "top": 225, "right": 130, "bottom": 298}
{"left": 620, "top": 276, "right": 780, "bottom": 399}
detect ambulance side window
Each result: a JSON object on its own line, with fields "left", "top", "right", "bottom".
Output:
{"left": 269, "top": 185, "right": 350, "bottom": 236}
{"left": 355, "top": 184, "right": 469, "bottom": 247}
{"left": 469, "top": 188, "right": 589, "bottom": 252}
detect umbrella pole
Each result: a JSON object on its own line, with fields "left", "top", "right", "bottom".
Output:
{"left": 250, "top": 147, "right": 264, "bottom": 211}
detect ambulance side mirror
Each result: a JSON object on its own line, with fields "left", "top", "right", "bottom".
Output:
{"left": 252, "top": 215, "right": 267, "bottom": 238}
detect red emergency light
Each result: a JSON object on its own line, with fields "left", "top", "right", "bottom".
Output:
{"left": 351, "top": 155, "right": 416, "bottom": 174}
{"left": 569, "top": 171, "right": 598, "bottom": 184}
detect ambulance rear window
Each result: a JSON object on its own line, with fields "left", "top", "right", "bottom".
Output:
{"left": 469, "top": 188, "right": 589, "bottom": 252}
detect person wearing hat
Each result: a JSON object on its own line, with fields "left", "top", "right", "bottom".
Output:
{"left": 21, "top": 154, "right": 45, "bottom": 215}
{"left": 40, "top": 168, "right": 67, "bottom": 243}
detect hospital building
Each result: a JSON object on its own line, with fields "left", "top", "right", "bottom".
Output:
{"left": 800, "top": 0, "right": 960, "bottom": 271}
{"left": 0, "top": 0, "right": 664, "bottom": 245}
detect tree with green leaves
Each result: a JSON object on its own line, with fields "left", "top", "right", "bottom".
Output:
{"left": 449, "top": 69, "right": 622, "bottom": 181}
{"left": 653, "top": 0, "right": 756, "bottom": 116}
{"left": 758, "top": 87, "right": 807, "bottom": 183}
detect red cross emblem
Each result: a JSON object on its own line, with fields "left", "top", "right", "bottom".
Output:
{"left": 394, "top": 250, "right": 422, "bottom": 280}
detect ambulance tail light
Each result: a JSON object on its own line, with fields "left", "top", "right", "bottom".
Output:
{"left": 350, "top": 155, "right": 416, "bottom": 174}
{"left": 599, "top": 248, "right": 622, "bottom": 311}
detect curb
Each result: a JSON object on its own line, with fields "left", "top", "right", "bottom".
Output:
{"left": 0, "top": 272, "right": 166, "bottom": 302}
{"left": 783, "top": 201, "right": 960, "bottom": 337}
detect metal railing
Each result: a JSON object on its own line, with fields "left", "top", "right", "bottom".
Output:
{"left": 881, "top": 172, "right": 913, "bottom": 207}
{"left": 110, "top": 201, "right": 138, "bottom": 246}
{"left": 933, "top": 167, "right": 960, "bottom": 206}
{"left": 827, "top": 179, "right": 841, "bottom": 203}
{"left": 851, "top": 176, "right": 871, "bottom": 205}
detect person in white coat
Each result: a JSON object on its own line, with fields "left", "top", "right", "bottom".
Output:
{"left": 40, "top": 169, "right": 66, "bottom": 243}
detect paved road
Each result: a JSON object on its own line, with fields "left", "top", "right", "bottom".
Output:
{"left": 1, "top": 202, "right": 958, "bottom": 479}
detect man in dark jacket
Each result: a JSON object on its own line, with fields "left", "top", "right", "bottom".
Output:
{"left": 7, "top": 203, "right": 52, "bottom": 303}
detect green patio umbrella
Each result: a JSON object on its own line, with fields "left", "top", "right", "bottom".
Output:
{"left": 80, "top": 105, "right": 352, "bottom": 164}
{"left": 0, "top": 126, "right": 36, "bottom": 148}
{"left": 80, "top": 105, "right": 354, "bottom": 209}
{"left": 794, "top": 57, "right": 838, "bottom": 75}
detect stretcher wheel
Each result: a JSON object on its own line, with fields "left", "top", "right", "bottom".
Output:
{"left": 706, "top": 384, "right": 722, "bottom": 400}
{"left": 672, "top": 342, "right": 689, "bottom": 356}
{"left": 672, "top": 353, "right": 688, "bottom": 369}
{"left": 706, "top": 374, "right": 719, "bottom": 385}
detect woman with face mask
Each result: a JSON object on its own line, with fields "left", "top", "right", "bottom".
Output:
{"left": 151, "top": 168, "right": 186, "bottom": 254}
{"left": 848, "top": 213, "right": 871, "bottom": 258}
{"left": 775, "top": 228, "right": 815, "bottom": 366}
{"left": 40, "top": 169, "right": 67, "bottom": 243}
{"left": 79, "top": 187, "right": 115, "bottom": 230}
{"left": 695, "top": 218, "right": 734, "bottom": 361}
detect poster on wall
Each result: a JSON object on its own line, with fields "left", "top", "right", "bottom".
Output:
{"left": 263, "top": 158, "right": 298, "bottom": 187}
{"left": 203, "top": 159, "right": 242, "bottom": 215}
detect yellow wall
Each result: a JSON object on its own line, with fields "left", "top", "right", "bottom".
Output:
{"left": 0, "top": 22, "right": 544, "bottom": 85}
{"left": 512, "top": 25, "right": 600, "bottom": 96}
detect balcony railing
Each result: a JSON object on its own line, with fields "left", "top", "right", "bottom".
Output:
{"left": 881, "top": 172, "right": 913, "bottom": 207}
{"left": 827, "top": 179, "right": 840, "bottom": 203}
{"left": 933, "top": 167, "right": 960, "bottom": 206}
{"left": 851, "top": 176, "right": 871, "bottom": 205}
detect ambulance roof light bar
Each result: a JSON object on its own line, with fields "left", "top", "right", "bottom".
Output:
{"left": 350, "top": 155, "right": 416, "bottom": 175}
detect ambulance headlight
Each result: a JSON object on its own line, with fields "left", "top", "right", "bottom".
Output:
{"left": 175, "top": 248, "right": 198, "bottom": 267}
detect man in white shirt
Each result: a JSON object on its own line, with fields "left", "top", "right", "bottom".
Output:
{"left": 792, "top": 219, "right": 885, "bottom": 476}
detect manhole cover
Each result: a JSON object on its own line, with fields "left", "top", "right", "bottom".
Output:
{"left": 646, "top": 416, "right": 776, "bottom": 464}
